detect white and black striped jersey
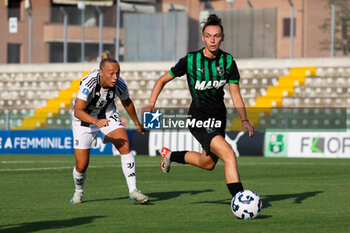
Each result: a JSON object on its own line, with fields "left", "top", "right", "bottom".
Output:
{"left": 72, "top": 69, "right": 129, "bottom": 127}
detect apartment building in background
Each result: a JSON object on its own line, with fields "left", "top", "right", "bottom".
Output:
{"left": 0, "top": 0, "right": 344, "bottom": 64}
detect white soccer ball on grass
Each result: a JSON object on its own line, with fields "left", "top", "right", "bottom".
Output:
{"left": 231, "top": 190, "right": 262, "bottom": 220}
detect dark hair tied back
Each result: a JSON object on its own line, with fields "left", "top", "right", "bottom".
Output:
{"left": 202, "top": 14, "right": 224, "bottom": 34}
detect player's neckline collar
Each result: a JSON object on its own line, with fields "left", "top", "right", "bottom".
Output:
{"left": 201, "top": 48, "right": 222, "bottom": 60}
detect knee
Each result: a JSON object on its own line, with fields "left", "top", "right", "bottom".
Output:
{"left": 76, "top": 161, "right": 88, "bottom": 173}
{"left": 202, "top": 161, "right": 216, "bottom": 171}
{"left": 112, "top": 138, "right": 130, "bottom": 154}
{"left": 117, "top": 143, "right": 131, "bottom": 154}
{"left": 222, "top": 154, "right": 237, "bottom": 167}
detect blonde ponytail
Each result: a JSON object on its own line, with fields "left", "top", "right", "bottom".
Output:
{"left": 99, "top": 51, "right": 118, "bottom": 70}
{"left": 101, "top": 52, "right": 112, "bottom": 61}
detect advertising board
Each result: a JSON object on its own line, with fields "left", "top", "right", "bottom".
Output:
{"left": 265, "top": 131, "right": 350, "bottom": 158}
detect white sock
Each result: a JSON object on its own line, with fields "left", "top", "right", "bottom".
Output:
{"left": 73, "top": 166, "right": 86, "bottom": 193}
{"left": 120, "top": 152, "right": 137, "bottom": 193}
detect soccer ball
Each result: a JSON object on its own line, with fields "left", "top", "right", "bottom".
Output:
{"left": 231, "top": 190, "right": 262, "bottom": 220}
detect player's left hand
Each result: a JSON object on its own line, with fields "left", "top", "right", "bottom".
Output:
{"left": 135, "top": 122, "right": 145, "bottom": 134}
{"left": 141, "top": 104, "right": 155, "bottom": 113}
{"left": 242, "top": 121, "right": 254, "bottom": 138}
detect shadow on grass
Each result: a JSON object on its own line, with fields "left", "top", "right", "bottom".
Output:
{"left": 0, "top": 216, "right": 105, "bottom": 233}
{"left": 191, "top": 190, "right": 324, "bottom": 219}
{"left": 147, "top": 189, "right": 215, "bottom": 202}
{"left": 84, "top": 189, "right": 214, "bottom": 204}
{"left": 262, "top": 191, "right": 324, "bottom": 208}
{"left": 192, "top": 198, "right": 231, "bottom": 205}
{"left": 192, "top": 190, "right": 324, "bottom": 209}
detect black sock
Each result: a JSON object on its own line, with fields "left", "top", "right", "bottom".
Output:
{"left": 170, "top": 151, "right": 187, "bottom": 164}
{"left": 227, "top": 182, "right": 244, "bottom": 197}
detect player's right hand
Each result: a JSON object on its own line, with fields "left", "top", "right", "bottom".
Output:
{"left": 94, "top": 119, "right": 110, "bottom": 128}
{"left": 242, "top": 120, "right": 254, "bottom": 138}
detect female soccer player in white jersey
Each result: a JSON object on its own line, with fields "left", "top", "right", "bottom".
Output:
{"left": 142, "top": 14, "right": 254, "bottom": 198}
{"left": 70, "top": 53, "right": 148, "bottom": 204}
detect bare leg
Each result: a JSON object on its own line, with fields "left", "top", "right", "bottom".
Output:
{"left": 105, "top": 128, "right": 130, "bottom": 154}
{"left": 177, "top": 135, "right": 241, "bottom": 196}
{"left": 184, "top": 149, "right": 218, "bottom": 171}
{"left": 71, "top": 149, "right": 89, "bottom": 200}
{"left": 106, "top": 128, "right": 137, "bottom": 194}
{"left": 74, "top": 149, "right": 90, "bottom": 173}
{"left": 209, "top": 135, "right": 240, "bottom": 183}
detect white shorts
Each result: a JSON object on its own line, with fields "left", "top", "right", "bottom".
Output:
{"left": 72, "top": 113, "right": 125, "bottom": 149}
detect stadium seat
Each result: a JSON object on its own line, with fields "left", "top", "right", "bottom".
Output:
{"left": 140, "top": 80, "right": 146, "bottom": 87}
{"left": 242, "top": 69, "right": 251, "bottom": 77}
{"left": 248, "top": 98, "right": 256, "bottom": 106}
{"left": 181, "top": 99, "right": 188, "bottom": 105}
{"left": 65, "top": 119, "right": 71, "bottom": 126}
{"left": 134, "top": 99, "right": 141, "bottom": 106}
{"left": 147, "top": 80, "right": 156, "bottom": 88}
{"left": 161, "top": 99, "right": 169, "bottom": 105}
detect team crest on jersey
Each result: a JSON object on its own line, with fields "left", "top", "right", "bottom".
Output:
{"left": 108, "top": 90, "right": 114, "bottom": 99}
{"left": 97, "top": 99, "right": 107, "bottom": 108}
{"left": 216, "top": 66, "right": 225, "bottom": 76}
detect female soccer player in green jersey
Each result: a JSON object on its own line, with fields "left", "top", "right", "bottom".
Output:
{"left": 142, "top": 14, "right": 254, "bottom": 198}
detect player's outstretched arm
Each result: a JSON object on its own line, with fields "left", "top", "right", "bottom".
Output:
{"left": 121, "top": 97, "right": 144, "bottom": 134}
{"left": 229, "top": 83, "right": 254, "bottom": 138}
{"left": 142, "top": 72, "right": 174, "bottom": 112}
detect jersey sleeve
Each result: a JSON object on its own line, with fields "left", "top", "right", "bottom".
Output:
{"left": 76, "top": 70, "right": 98, "bottom": 101}
{"left": 169, "top": 55, "right": 187, "bottom": 78}
{"left": 115, "top": 77, "right": 129, "bottom": 101}
{"left": 228, "top": 59, "right": 240, "bottom": 84}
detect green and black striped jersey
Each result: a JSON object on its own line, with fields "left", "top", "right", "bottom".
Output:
{"left": 169, "top": 48, "right": 240, "bottom": 116}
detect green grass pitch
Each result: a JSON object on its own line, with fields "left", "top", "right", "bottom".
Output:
{"left": 0, "top": 154, "right": 349, "bottom": 233}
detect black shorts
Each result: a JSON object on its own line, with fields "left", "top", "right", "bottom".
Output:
{"left": 188, "top": 108, "right": 226, "bottom": 156}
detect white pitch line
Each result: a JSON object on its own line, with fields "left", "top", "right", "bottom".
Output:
{"left": 240, "top": 162, "right": 350, "bottom": 166}
{"left": 0, "top": 163, "right": 160, "bottom": 172}
{"left": 0, "top": 166, "right": 76, "bottom": 171}
{"left": 0, "top": 160, "right": 72, "bottom": 164}
{"left": 239, "top": 162, "right": 316, "bottom": 166}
